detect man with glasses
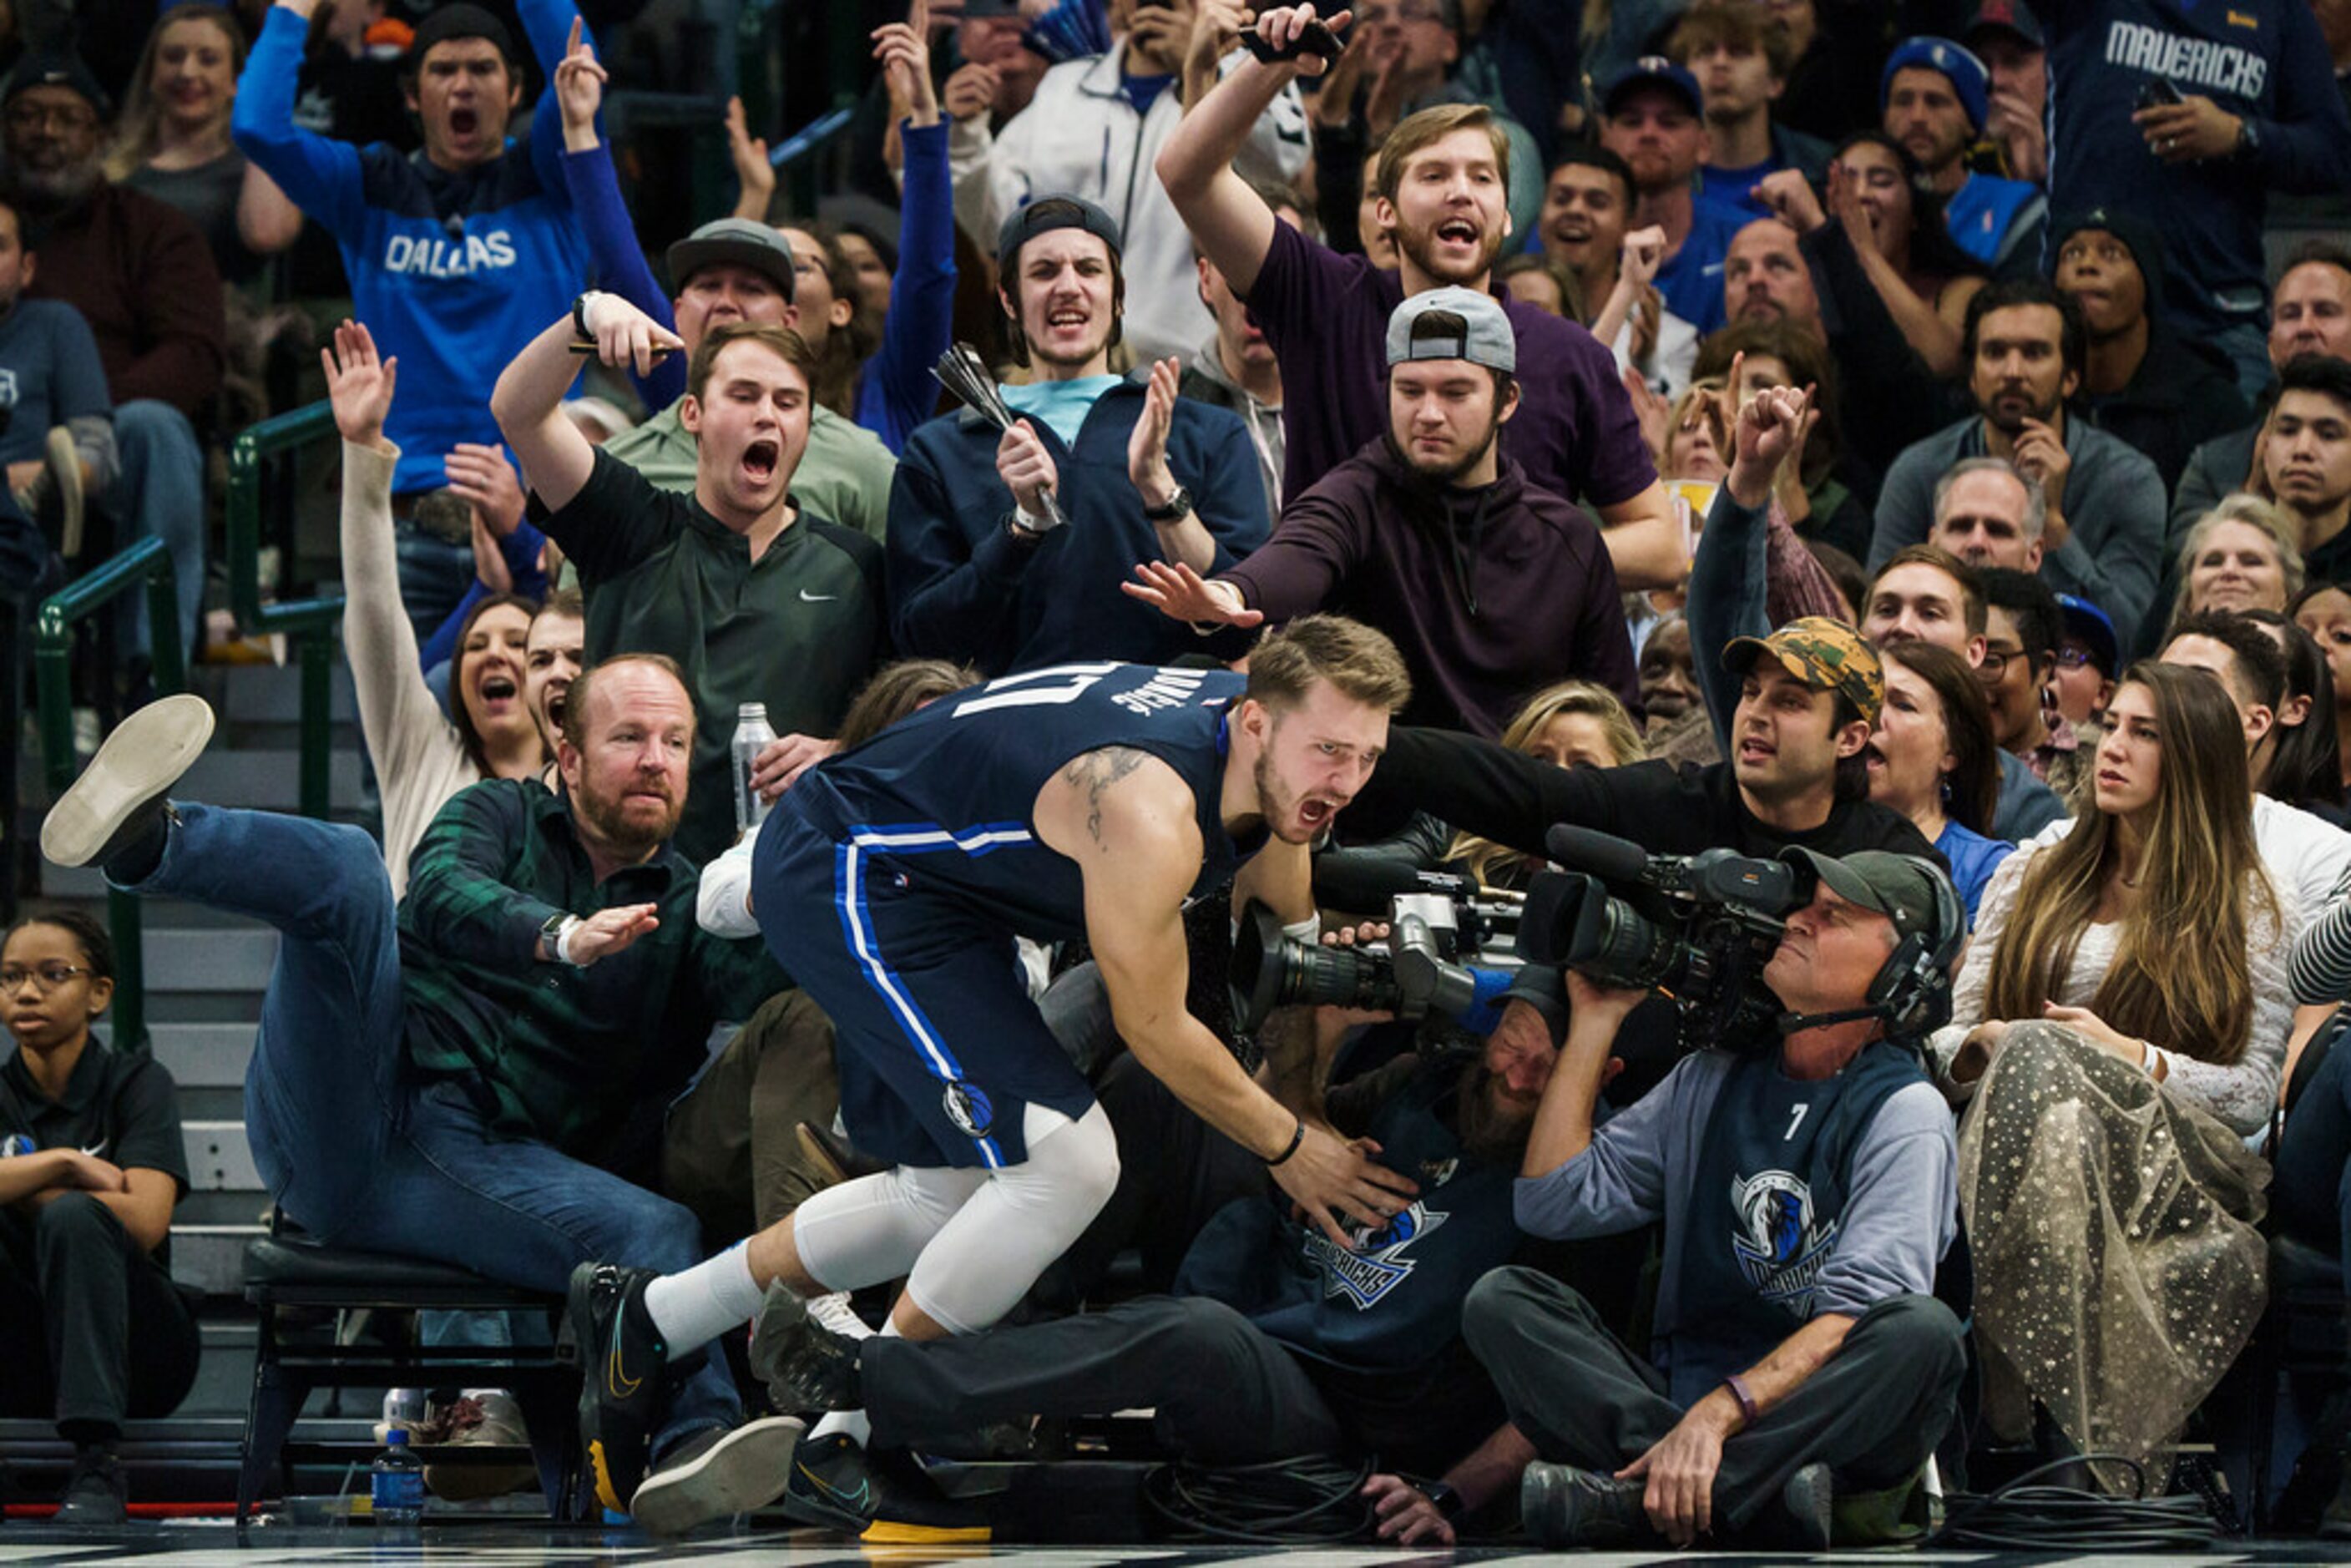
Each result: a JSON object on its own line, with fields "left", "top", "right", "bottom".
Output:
{"left": 1975, "top": 567, "right": 2083, "bottom": 801}
{"left": 0, "top": 52, "right": 220, "bottom": 675}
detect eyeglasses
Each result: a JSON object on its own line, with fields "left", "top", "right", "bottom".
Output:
{"left": 5, "top": 104, "right": 94, "bottom": 135}
{"left": 2054, "top": 645, "right": 2103, "bottom": 671}
{"left": 0, "top": 962, "right": 94, "bottom": 992}
{"left": 1977, "top": 645, "right": 2029, "bottom": 681}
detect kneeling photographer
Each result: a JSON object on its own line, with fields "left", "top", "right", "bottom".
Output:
{"left": 760, "top": 953, "right": 1582, "bottom": 1529}
{"left": 1462, "top": 847, "right": 1967, "bottom": 1550}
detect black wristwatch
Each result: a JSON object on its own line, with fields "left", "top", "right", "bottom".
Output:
{"left": 571, "top": 291, "right": 603, "bottom": 341}
{"left": 1423, "top": 1480, "right": 1464, "bottom": 1519}
{"left": 1141, "top": 483, "right": 1194, "bottom": 523}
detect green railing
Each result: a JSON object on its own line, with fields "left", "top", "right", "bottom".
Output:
{"left": 225, "top": 400, "right": 343, "bottom": 822}
{"left": 34, "top": 539, "right": 184, "bottom": 1052}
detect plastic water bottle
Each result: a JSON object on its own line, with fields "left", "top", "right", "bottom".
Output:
{"left": 732, "top": 701, "right": 778, "bottom": 837}
{"left": 371, "top": 1427, "right": 425, "bottom": 1527}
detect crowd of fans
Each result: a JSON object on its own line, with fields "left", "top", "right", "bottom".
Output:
{"left": 5, "top": 0, "right": 2351, "bottom": 1545}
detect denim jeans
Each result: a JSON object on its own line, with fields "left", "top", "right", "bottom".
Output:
{"left": 122, "top": 803, "right": 737, "bottom": 1444}
{"left": 107, "top": 400, "right": 205, "bottom": 665}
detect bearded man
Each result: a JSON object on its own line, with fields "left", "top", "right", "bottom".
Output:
{"left": 1126, "top": 287, "right": 1640, "bottom": 737}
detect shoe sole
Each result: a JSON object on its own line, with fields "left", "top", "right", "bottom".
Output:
{"left": 629, "top": 1416, "right": 804, "bottom": 1537}
{"left": 751, "top": 1285, "right": 860, "bottom": 1412}
{"left": 862, "top": 1519, "right": 992, "bottom": 1544}
{"left": 39, "top": 694, "right": 214, "bottom": 868}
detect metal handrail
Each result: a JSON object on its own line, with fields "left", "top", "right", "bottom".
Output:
{"left": 225, "top": 400, "right": 343, "bottom": 822}
{"left": 33, "top": 537, "right": 182, "bottom": 1052}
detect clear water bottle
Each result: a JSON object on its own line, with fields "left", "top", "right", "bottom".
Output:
{"left": 371, "top": 1427, "right": 425, "bottom": 1526}
{"left": 732, "top": 701, "right": 778, "bottom": 837}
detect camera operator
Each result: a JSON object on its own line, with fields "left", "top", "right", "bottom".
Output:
{"left": 1457, "top": 849, "right": 1965, "bottom": 1550}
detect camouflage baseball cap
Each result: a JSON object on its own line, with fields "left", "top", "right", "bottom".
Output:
{"left": 1722, "top": 617, "right": 1884, "bottom": 725}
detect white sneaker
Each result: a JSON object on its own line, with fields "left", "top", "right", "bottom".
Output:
{"left": 806, "top": 1291, "right": 875, "bottom": 1341}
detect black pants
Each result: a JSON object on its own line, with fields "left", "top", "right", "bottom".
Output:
{"left": 0, "top": 1193, "right": 201, "bottom": 1439}
{"left": 1462, "top": 1267, "right": 1964, "bottom": 1533}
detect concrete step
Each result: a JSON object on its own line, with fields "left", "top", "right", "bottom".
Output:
{"left": 178, "top": 747, "right": 366, "bottom": 813}
{"left": 195, "top": 655, "right": 360, "bottom": 726}
{"left": 174, "top": 1222, "right": 265, "bottom": 1296}
{"left": 144, "top": 928, "right": 281, "bottom": 992}
{"left": 142, "top": 1021, "right": 256, "bottom": 1086}
{"left": 185, "top": 1118, "right": 262, "bottom": 1192}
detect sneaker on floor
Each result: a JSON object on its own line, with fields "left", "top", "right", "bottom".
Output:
{"left": 749, "top": 1282, "right": 862, "bottom": 1414}
{"left": 778, "top": 1433, "right": 989, "bottom": 1543}
{"left": 53, "top": 1449, "right": 127, "bottom": 1527}
{"left": 1519, "top": 1460, "right": 1656, "bottom": 1548}
{"left": 39, "top": 692, "right": 213, "bottom": 872}
{"left": 562, "top": 1261, "right": 670, "bottom": 1514}
{"left": 423, "top": 1391, "right": 538, "bottom": 1503}
{"left": 629, "top": 1414, "right": 803, "bottom": 1537}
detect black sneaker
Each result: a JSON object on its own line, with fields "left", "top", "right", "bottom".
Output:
{"left": 749, "top": 1283, "right": 862, "bottom": 1413}
{"left": 560, "top": 1262, "right": 669, "bottom": 1514}
{"left": 1774, "top": 1459, "right": 1833, "bottom": 1550}
{"left": 1519, "top": 1461, "right": 1656, "bottom": 1548}
{"left": 628, "top": 1415, "right": 803, "bottom": 1537}
{"left": 53, "top": 1449, "right": 127, "bottom": 1527}
{"left": 779, "top": 1434, "right": 989, "bottom": 1543}
{"left": 38, "top": 693, "right": 212, "bottom": 873}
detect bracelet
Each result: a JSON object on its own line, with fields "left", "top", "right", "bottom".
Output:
{"left": 1265, "top": 1117, "right": 1306, "bottom": 1166}
{"left": 2139, "top": 1038, "right": 2159, "bottom": 1076}
{"left": 1722, "top": 1373, "right": 1759, "bottom": 1427}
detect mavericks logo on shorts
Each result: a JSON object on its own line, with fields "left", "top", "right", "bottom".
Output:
{"left": 942, "top": 1080, "right": 995, "bottom": 1139}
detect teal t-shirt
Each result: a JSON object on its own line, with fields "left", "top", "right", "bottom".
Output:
{"left": 1003, "top": 375, "right": 1121, "bottom": 447}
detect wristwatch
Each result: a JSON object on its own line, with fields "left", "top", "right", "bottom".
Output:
{"left": 571, "top": 291, "right": 605, "bottom": 341}
{"left": 1423, "top": 1480, "right": 1464, "bottom": 1519}
{"left": 539, "top": 911, "right": 579, "bottom": 964}
{"left": 1141, "top": 483, "right": 1194, "bottom": 523}
{"left": 1007, "top": 504, "right": 1059, "bottom": 543}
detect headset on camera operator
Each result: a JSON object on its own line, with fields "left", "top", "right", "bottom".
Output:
{"left": 1405, "top": 847, "right": 1967, "bottom": 1551}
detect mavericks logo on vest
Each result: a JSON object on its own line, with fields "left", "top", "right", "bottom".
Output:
{"left": 1305, "top": 1201, "right": 1449, "bottom": 1310}
{"left": 383, "top": 230, "right": 519, "bottom": 278}
{"left": 1729, "top": 1169, "right": 1839, "bottom": 1311}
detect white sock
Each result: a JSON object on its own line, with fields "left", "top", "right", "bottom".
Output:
{"left": 811, "top": 1409, "right": 872, "bottom": 1445}
{"left": 642, "top": 1242, "right": 764, "bottom": 1354}
{"left": 808, "top": 1318, "right": 896, "bottom": 1447}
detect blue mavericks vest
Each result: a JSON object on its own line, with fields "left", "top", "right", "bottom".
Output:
{"left": 1171, "top": 1067, "right": 1522, "bottom": 1373}
{"left": 1662, "top": 1044, "right": 1925, "bottom": 1399}
{"left": 785, "top": 663, "right": 1261, "bottom": 942}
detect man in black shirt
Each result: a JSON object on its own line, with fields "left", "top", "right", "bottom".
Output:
{"left": 1350, "top": 615, "right": 1934, "bottom": 868}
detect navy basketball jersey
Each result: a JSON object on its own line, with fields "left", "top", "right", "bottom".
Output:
{"left": 782, "top": 662, "right": 1262, "bottom": 941}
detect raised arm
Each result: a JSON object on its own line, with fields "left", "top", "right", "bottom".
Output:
{"left": 232, "top": 0, "right": 366, "bottom": 237}
{"left": 1035, "top": 746, "right": 1417, "bottom": 1245}
{"left": 1154, "top": 4, "right": 1352, "bottom": 298}
{"left": 866, "top": 9, "right": 957, "bottom": 451}
{"left": 517, "top": 0, "right": 590, "bottom": 200}
{"left": 492, "top": 298, "right": 679, "bottom": 510}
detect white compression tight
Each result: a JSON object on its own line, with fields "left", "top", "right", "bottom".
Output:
{"left": 791, "top": 1100, "right": 1120, "bottom": 1336}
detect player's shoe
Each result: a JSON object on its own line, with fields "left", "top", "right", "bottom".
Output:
{"left": 778, "top": 1433, "right": 990, "bottom": 1543}
{"left": 559, "top": 1261, "right": 669, "bottom": 1513}
{"left": 628, "top": 1415, "right": 804, "bottom": 1536}
{"left": 749, "top": 1282, "right": 862, "bottom": 1412}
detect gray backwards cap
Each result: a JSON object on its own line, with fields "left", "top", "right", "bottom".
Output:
{"left": 666, "top": 218, "right": 796, "bottom": 304}
{"left": 1387, "top": 286, "right": 1516, "bottom": 374}
{"left": 995, "top": 195, "right": 1123, "bottom": 276}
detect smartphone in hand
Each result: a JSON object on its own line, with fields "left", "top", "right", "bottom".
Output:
{"left": 1241, "top": 18, "right": 1345, "bottom": 63}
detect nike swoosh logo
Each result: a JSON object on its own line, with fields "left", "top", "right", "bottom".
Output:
{"left": 607, "top": 1314, "right": 642, "bottom": 1399}
{"left": 80, "top": 1142, "right": 106, "bottom": 1157}
{"left": 800, "top": 589, "right": 839, "bottom": 602}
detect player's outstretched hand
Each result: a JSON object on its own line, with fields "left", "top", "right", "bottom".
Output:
{"left": 1122, "top": 560, "right": 1262, "bottom": 626}
{"left": 1271, "top": 1121, "right": 1418, "bottom": 1248}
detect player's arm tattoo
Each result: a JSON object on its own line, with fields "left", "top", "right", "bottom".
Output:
{"left": 1063, "top": 746, "right": 1152, "bottom": 844}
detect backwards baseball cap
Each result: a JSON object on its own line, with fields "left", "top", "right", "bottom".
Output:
{"left": 1722, "top": 616, "right": 1886, "bottom": 725}
{"left": 1601, "top": 55, "right": 1703, "bottom": 119}
{"left": 996, "top": 194, "right": 1123, "bottom": 277}
{"left": 1499, "top": 964, "right": 1569, "bottom": 1043}
{"left": 1881, "top": 37, "right": 1990, "bottom": 136}
{"left": 2, "top": 48, "right": 111, "bottom": 119}
{"left": 406, "top": 3, "right": 519, "bottom": 70}
{"left": 1965, "top": 0, "right": 2045, "bottom": 51}
{"left": 667, "top": 217, "right": 796, "bottom": 303}
{"left": 2055, "top": 593, "right": 2121, "bottom": 678}
{"left": 1780, "top": 847, "right": 1958, "bottom": 951}
{"left": 1387, "top": 286, "right": 1516, "bottom": 374}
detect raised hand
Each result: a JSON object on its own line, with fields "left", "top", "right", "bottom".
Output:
{"left": 446, "top": 443, "right": 527, "bottom": 536}
{"left": 470, "top": 508, "right": 514, "bottom": 594}
{"left": 872, "top": 2, "right": 940, "bottom": 128}
{"left": 1727, "top": 353, "right": 1815, "bottom": 506}
{"left": 1126, "top": 357, "right": 1181, "bottom": 506}
{"left": 726, "top": 95, "right": 777, "bottom": 218}
{"left": 1122, "top": 559, "right": 1261, "bottom": 625}
{"left": 1251, "top": 3, "right": 1354, "bottom": 78}
{"left": 554, "top": 16, "right": 606, "bottom": 146}
{"left": 1751, "top": 167, "right": 1825, "bottom": 235}
{"left": 579, "top": 293, "right": 685, "bottom": 378}
{"left": 942, "top": 61, "right": 1001, "bottom": 122}
{"left": 322, "top": 319, "right": 397, "bottom": 448}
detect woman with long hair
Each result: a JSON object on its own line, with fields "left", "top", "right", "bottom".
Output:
{"left": 2244, "top": 608, "right": 2347, "bottom": 821}
{"left": 1445, "top": 681, "right": 1646, "bottom": 888}
{"left": 1762, "top": 130, "right": 1988, "bottom": 377}
{"left": 1934, "top": 661, "right": 2289, "bottom": 1484}
{"left": 1869, "top": 641, "right": 2012, "bottom": 922}
{"left": 107, "top": 3, "right": 300, "bottom": 285}
{"left": 326, "top": 321, "right": 551, "bottom": 894}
